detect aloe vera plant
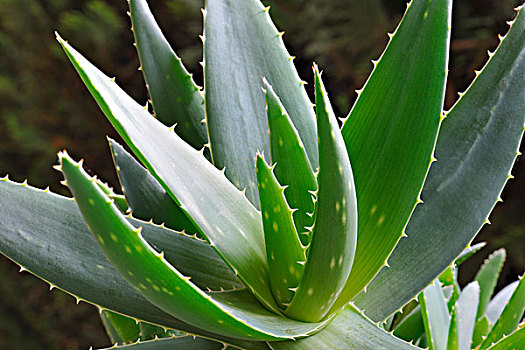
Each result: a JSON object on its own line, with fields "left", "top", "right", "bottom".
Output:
{"left": 1, "top": 0, "right": 524, "bottom": 348}
{"left": 390, "top": 244, "right": 525, "bottom": 349}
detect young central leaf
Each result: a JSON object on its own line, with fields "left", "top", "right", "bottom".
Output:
{"left": 283, "top": 66, "right": 358, "bottom": 322}
{"left": 256, "top": 155, "right": 306, "bottom": 309}
{"left": 264, "top": 79, "right": 317, "bottom": 246}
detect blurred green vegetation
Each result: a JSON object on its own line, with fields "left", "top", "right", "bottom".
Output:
{"left": 0, "top": 0, "right": 522, "bottom": 348}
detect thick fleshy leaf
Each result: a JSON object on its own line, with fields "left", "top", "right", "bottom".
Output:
{"left": 393, "top": 306, "right": 425, "bottom": 343}
{"left": 475, "top": 249, "right": 506, "bottom": 319}
{"left": 203, "top": 0, "right": 317, "bottom": 204}
{"left": 447, "top": 307, "right": 458, "bottom": 350}
{"left": 57, "top": 35, "right": 281, "bottom": 313}
{"left": 486, "top": 281, "right": 519, "bottom": 324}
{"left": 479, "top": 276, "right": 525, "bottom": 349}
{"left": 98, "top": 336, "right": 225, "bottom": 350}
{"left": 472, "top": 317, "right": 491, "bottom": 348}
{"left": 138, "top": 322, "right": 180, "bottom": 342}
{"left": 485, "top": 324, "right": 525, "bottom": 350}
{"left": 109, "top": 139, "right": 199, "bottom": 234}
{"left": 336, "top": 0, "right": 451, "bottom": 307}
{"left": 264, "top": 80, "right": 317, "bottom": 245}
{"left": 454, "top": 282, "right": 480, "bottom": 350}
{"left": 0, "top": 177, "right": 264, "bottom": 349}
{"left": 419, "top": 280, "right": 450, "bottom": 350}
{"left": 59, "top": 153, "right": 328, "bottom": 341}
{"left": 96, "top": 178, "right": 128, "bottom": 212}
{"left": 269, "top": 305, "right": 419, "bottom": 350}
{"left": 128, "top": 0, "right": 207, "bottom": 150}
{"left": 256, "top": 155, "right": 305, "bottom": 308}
{"left": 455, "top": 242, "right": 486, "bottom": 266}
{"left": 355, "top": 5, "right": 525, "bottom": 321}
{"left": 284, "top": 67, "right": 357, "bottom": 322}
{"left": 100, "top": 310, "right": 142, "bottom": 345}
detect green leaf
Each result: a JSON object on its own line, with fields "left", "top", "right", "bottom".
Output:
{"left": 393, "top": 306, "right": 425, "bottom": 343}
{"left": 485, "top": 324, "right": 525, "bottom": 350}
{"left": 472, "top": 317, "right": 491, "bottom": 348}
{"left": 480, "top": 276, "right": 525, "bottom": 349}
{"left": 486, "top": 281, "right": 519, "bottom": 324}
{"left": 447, "top": 307, "right": 458, "bottom": 350}
{"left": 59, "top": 153, "right": 329, "bottom": 341}
{"left": 475, "top": 249, "right": 506, "bottom": 319}
{"left": 138, "top": 322, "right": 181, "bottom": 341}
{"left": 57, "top": 34, "right": 280, "bottom": 314}
{"left": 0, "top": 177, "right": 264, "bottom": 349}
{"left": 128, "top": 0, "right": 207, "bottom": 150}
{"left": 95, "top": 178, "right": 129, "bottom": 212}
{"left": 336, "top": 0, "right": 452, "bottom": 306}
{"left": 263, "top": 79, "right": 317, "bottom": 246}
{"left": 355, "top": 5, "right": 525, "bottom": 321}
{"left": 269, "top": 305, "right": 420, "bottom": 350}
{"left": 255, "top": 155, "right": 305, "bottom": 308}
{"left": 419, "top": 279, "right": 450, "bottom": 350}
{"left": 97, "top": 335, "right": 225, "bottom": 350}
{"left": 454, "top": 282, "right": 480, "bottom": 350}
{"left": 455, "top": 242, "right": 486, "bottom": 266}
{"left": 203, "top": 0, "right": 317, "bottom": 204}
{"left": 100, "top": 310, "right": 141, "bottom": 345}
{"left": 284, "top": 66, "right": 357, "bottom": 322}
{"left": 109, "top": 139, "right": 199, "bottom": 234}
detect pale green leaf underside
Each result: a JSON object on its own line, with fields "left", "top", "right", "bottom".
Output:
{"left": 109, "top": 139, "right": 199, "bottom": 235}
{"left": 455, "top": 242, "right": 487, "bottom": 266}
{"left": 60, "top": 154, "right": 329, "bottom": 341}
{"left": 0, "top": 177, "right": 263, "bottom": 349}
{"left": 455, "top": 282, "right": 480, "bottom": 350}
{"left": 355, "top": 5, "right": 525, "bottom": 322}
{"left": 204, "top": 0, "right": 317, "bottom": 205}
{"left": 98, "top": 336, "right": 224, "bottom": 350}
{"left": 486, "top": 281, "right": 519, "bottom": 324}
{"left": 129, "top": 0, "right": 207, "bottom": 149}
{"left": 256, "top": 155, "right": 305, "bottom": 308}
{"left": 285, "top": 68, "right": 357, "bottom": 322}
{"left": 336, "top": 0, "right": 451, "bottom": 306}
{"left": 57, "top": 35, "right": 281, "bottom": 313}
{"left": 480, "top": 276, "right": 525, "bottom": 349}
{"left": 475, "top": 249, "right": 506, "bottom": 319}
{"left": 419, "top": 279, "right": 450, "bottom": 350}
{"left": 264, "top": 80, "right": 317, "bottom": 246}
{"left": 269, "top": 305, "right": 419, "bottom": 350}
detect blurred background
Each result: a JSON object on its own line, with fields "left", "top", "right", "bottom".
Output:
{"left": 0, "top": 0, "right": 522, "bottom": 348}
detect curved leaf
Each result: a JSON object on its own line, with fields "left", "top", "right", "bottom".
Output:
{"left": 109, "top": 139, "right": 199, "bottom": 234}
{"left": 256, "top": 155, "right": 305, "bottom": 308}
{"left": 100, "top": 310, "right": 141, "bottom": 345}
{"left": 57, "top": 35, "right": 280, "bottom": 313}
{"left": 59, "top": 153, "right": 329, "bottom": 341}
{"left": 97, "top": 336, "right": 225, "bottom": 350}
{"left": 419, "top": 279, "right": 450, "bottom": 350}
{"left": 475, "top": 249, "right": 506, "bottom": 319}
{"left": 284, "top": 67, "right": 357, "bottom": 322}
{"left": 0, "top": 177, "right": 264, "bottom": 349}
{"left": 485, "top": 324, "right": 525, "bottom": 350}
{"left": 264, "top": 79, "right": 317, "bottom": 245}
{"left": 480, "top": 276, "right": 525, "bottom": 349}
{"left": 129, "top": 0, "right": 207, "bottom": 150}
{"left": 336, "top": 0, "right": 452, "bottom": 306}
{"left": 455, "top": 282, "right": 480, "bottom": 350}
{"left": 203, "top": 0, "right": 317, "bottom": 204}
{"left": 486, "top": 281, "right": 519, "bottom": 324}
{"left": 355, "top": 5, "right": 525, "bottom": 321}
{"left": 269, "top": 305, "right": 419, "bottom": 350}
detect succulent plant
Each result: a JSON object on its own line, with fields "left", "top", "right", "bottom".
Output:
{"left": 0, "top": 0, "right": 524, "bottom": 348}
{"left": 390, "top": 243, "right": 525, "bottom": 349}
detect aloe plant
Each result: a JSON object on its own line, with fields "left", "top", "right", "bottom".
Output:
{"left": 391, "top": 245, "right": 525, "bottom": 350}
{"left": 0, "top": 0, "right": 524, "bottom": 348}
